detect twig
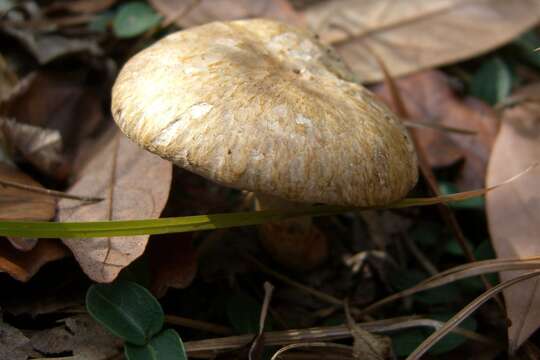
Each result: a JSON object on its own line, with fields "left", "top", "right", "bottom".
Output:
{"left": 403, "top": 236, "right": 439, "bottom": 276}
{"left": 357, "top": 256, "right": 540, "bottom": 317}
{"left": 271, "top": 342, "right": 353, "bottom": 360}
{"left": 242, "top": 254, "right": 347, "bottom": 308}
{"left": 184, "top": 316, "right": 496, "bottom": 355}
{"left": 0, "top": 178, "right": 103, "bottom": 202}
{"left": 407, "top": 271, "right": 540, "bottom": 359}
{"left": 165, "top": 315, "right": 233, "bottom": 335}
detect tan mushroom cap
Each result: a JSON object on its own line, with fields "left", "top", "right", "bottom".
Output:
{"left": 112, "top": 19, "right": 418, "bottom": 206}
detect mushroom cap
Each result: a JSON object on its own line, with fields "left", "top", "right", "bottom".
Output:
{"left": 112, "top": 19, "right": 418, "bottom": 206}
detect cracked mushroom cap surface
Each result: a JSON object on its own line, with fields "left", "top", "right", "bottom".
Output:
{"left": 112, "top": 19, "right": 418, "bottom": 206}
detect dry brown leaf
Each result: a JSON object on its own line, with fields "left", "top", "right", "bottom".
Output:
{"left": 2, "top": 70, "right": 108, "bottom": 179}
{"left": 0, "top": 25, "right": 102, "bottom": 64}
{"left": 0, "top": 238, "right": 69, "bottom": 282}
{"left": 303, "top": 0, "right": 540, "bottom": 83}
{"left": 0, "top": 163, "right": 56, "bottom": 221}
{"left": 149, "top": 0, "right": 303, "bottom": 27}
{"left": 45, "top": 0, "right": 118, "bottom": 14}
{"left": 374, "top": 70, "right": 498, "bottom": 190}
{"left": 0, "top": 160, "right": 57, "bottom": 251}
{"left": 148, "top": 233, "right": 197, "bottom": 297}
{"left": 30, "top": 314, "right": 121, "bottom": 359}
{"left": 0, "top": 118, "right": 64, "bottom": 176}
{"left": 0, "top": 318, "right": 31, "bottom": 360}
{"left": 486, "top": 83, "right": 540, "bottom": 352}
{"left": 57, "top": 131, "right": 172, "bottom": 283}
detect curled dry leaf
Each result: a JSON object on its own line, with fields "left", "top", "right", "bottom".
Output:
{"left": 57, "top": 131, "right": 172, "bottom": 283}
{"left": 0, "top": 238, "right": 69, "bottom": 282}
{"left": 0, "top": 26, "right": 102, "bottom": 64}
{"left": 374, "top": 70, "right": 498, "bottom": 190}
{"left": 149, "top": 0, "right": 303, "bottom": 27}
{"left": 303, "top": 0, "right": 540, "bottom": 83}
{"left": 2, "top": 70, "right": 108, "bottom": 178}
{"left": 0, "top": 118, "right": 64, "bottom": 176}
{"left": 486, "top": 83, "right": 540, "bottom": 352}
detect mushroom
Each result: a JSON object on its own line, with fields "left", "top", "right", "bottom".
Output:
{"left": 111, "top": 19, "right": 418, "bottom": 270}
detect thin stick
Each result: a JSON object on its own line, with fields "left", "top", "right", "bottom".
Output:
{"left": 271, "top": 342, "right": 353, "bottom": 360}
{"left": 165, "top": 315, "right": 233, "bottom": 335}
{"left": 407, "top": 271, "right": 540, "bottom": 360}
{"left": 404, "top": 236, "right": 439, "bottom": 276}
{"left": 359, "top": 257, "right": 540, "bottom": 317}
{"left": 243, "top": 254, "right": 344, "bottom": 308}
{"left": 184, "top": 316, "right": 496, "bottom": 355}
{"left": 0, "top": 178, "right": 103, "bottom": 202}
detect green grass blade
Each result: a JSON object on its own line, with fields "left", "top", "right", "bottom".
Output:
{"left": 0, "top": 164, "right": 534, "bottom": 239}
{"left": 0, "top": 193, "right": 483, "bottom": 238}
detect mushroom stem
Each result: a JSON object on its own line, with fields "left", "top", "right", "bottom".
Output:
{"left": 254, "top": 193, "right": 328, "bottom": 271}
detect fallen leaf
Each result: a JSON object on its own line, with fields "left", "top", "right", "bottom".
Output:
{"left": 0, "top": 25, "right": 102, "bottom": 64}
{"left": 0, "top": 159, "right": 57, "bottom": 251}
{"left": 486, "top": 83, "right": 540, "bottom": 352}
{"left": 57, "top": 130, "right": 172, "bottom": 283}
{"left": 149, "top": 0, "right": 303, "bottom": 28}
{"left": 45, "top": 0, "right": 118, "bottom": 14}
{"left": 0, "top": 118, "right": 64, "bottom": 176}
{"left": 0, "top": 162, "right": 56, "bottom": 221}
{"left": 0, "top": 318, "right": 31, "bottom": 360}
{"left": 0, "top": 238, "right": 69, "bottom": 281}
{"left": 148, "top": 233, "right": 197, "bottom": 297}
{"left": 303, "top": 0, "right": 540, "bottom": 83}
{"left": 113, "top": 2, "right": 162, "bottom": 38}
{"left": 374, "top": 70, "right": 498, "bottom": 190}
{"left": 30, "top": 314, "right": 121, "bottom": 359}
{"left": 7, "top": 237, "right": 38, "bottom": 251}
{"left": 2, "top": 70, "right": 109, "bottom": 178}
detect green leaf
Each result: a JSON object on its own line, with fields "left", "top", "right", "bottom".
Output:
{"left": 470, "top": 57, "right": 513, "bottom": 105}
{"left": 125, "top": 329, "right": 187, "bottom": 360}
{"left": 459, "top": 241, "right": 499, "bottom": 293}
{"left": 512, "top": 31, "right": 540, "bottom": 70}
{"left": 226, "top": 291, "right": 272, "bottom": 334}
{"left": 390, "top": 270, "right": 461, "bottom": 305}
{"left": 444, "top": 237, "right": 474, "bottom": 257}
{"left": 409, "top": 222, "right": 442, "bottom": 247}
{"left": 438, "top": 182, "right": 484, "bottom": 209}
{"left": 392, "top": 314, "right": 476, "bottom": 356}
{"left": 86, "top": 281, "right": 164, "bottom": 345}
{"left": 113, "top": 2, "right": 161, "bottom": 38}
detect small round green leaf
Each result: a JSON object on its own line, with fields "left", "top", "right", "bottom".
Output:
{"left": 113, "top": 2, "right": 161, "bottom": 38}
{"left": 125, "top": 329, "right": 187, "bottom": 360}
{"left": 470, "top": 57, "right": 513, "bottom": 105}
{"left": 86, "top": 280, "right": 164, "bottom": 345}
